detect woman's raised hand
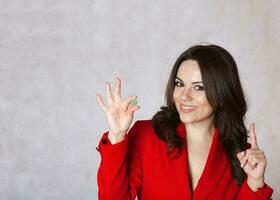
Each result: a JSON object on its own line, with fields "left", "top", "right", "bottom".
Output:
{"left": 96, "top": 77, "right": 140, "bottom": 144}
{"left": 237, "top": 123, "right": 267, "bottom": 191}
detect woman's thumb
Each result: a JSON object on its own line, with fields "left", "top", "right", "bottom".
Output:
{"left": 237, "top": 151, "right": 245, "bottom": 161}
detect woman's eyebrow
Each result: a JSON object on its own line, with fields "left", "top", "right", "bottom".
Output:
{"left": 175, "top": 77, "right": 203, "bottom": 84}
{"left": 175, "top": 77, "right": 183, "bottom": 82}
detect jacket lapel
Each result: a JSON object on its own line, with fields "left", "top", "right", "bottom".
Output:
{"left": 176, "top": 122, "right": 230, "bottom": 199}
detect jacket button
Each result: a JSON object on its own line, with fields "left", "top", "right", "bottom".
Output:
{"left": 102, "top": 139, "right": 107, "bottom": 144}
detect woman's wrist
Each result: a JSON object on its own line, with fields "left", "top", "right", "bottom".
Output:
{"left": 108, "top": 131, "right": 126, "bottom": 144}
{"left": 247, "top": 177, "right": 265, "bottom": 192}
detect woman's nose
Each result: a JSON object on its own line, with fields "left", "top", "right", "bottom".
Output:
{"left": 180, "top": 87, "right": 193, "bottom": 101}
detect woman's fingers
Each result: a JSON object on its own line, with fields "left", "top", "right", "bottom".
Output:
{"left": 123, "top": 96, "right": 138, "bottom": 110}
{"left": 238, "top": 123, "right": 260, "bottom": 169}
{"left": 105, "top": 81, "right": 114, "bottom": 105}
{"left": 97, "top": 78, "right": 140, "bottom": 117}
{"left": 114, "top": 77, "right": 121, "bottom": 102}
{"left": 127, "top": 104, "right": 140, "bottom": 117}
{"left": 247, "top": 154, "right": 265, "bottom": 168}
{"left": 237, "top": 149, "right": 265, "bottom": 169}
{"left": 249, "top": 123, "right": 259, "bottom": 150}
{"left": 238, "top": 151, "right": 248, "bottom": 168}
{"left": 96, "top": 93, "right": 108, "bottom": 112}
{"left": 123, "top": 96, "right": 140, "bottom": 118}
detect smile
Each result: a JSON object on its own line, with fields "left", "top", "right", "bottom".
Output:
{"left": 180, "top": 104, "right": 197, "bottom": 113}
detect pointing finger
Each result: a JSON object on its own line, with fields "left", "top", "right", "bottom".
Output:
{"left": 250, "top": 123, "right": 259, "bottom": 149}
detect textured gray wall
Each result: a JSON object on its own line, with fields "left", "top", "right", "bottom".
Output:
{"left": 0, "top": 0, "right": 279, "bottom": 199}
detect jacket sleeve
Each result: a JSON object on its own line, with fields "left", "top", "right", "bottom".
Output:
{"left": 97, "top": 121, "right": 143, "bottom": 200}
{"left": 236, "top": 177, "right": 273, "bottom": 200}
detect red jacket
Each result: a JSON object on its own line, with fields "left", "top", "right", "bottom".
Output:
{"left": 97, "top": 120, "right": 273, "bottom": 200}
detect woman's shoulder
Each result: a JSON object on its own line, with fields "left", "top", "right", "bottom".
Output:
{"left": 127, "top": 119, "right": 159, "bottom": 151}
{"left": 134, "top": 119, "right": 153, "bottom": 128}
{"left": 128, "top": 119, "right": 157, "bottom": 140}
{"left": 132, "top": 119, "right": 154, "bottom": 134}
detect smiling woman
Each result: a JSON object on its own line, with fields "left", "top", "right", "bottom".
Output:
{"left": 173, "top": 60, "right": 215, "bottom": 126}
{"left": 96, "top": 44, "right": 273, "bottom": 200}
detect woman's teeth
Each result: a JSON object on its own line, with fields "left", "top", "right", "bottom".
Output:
{"left": 182, "top": 105, "right": 195, "bottom": 109}
{"left": 180, "top": 104, "right": 196, "bottom": 113}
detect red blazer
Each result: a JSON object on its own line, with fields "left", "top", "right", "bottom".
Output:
{"left": 97, "top": 120, "right": 273, "bottom": 200}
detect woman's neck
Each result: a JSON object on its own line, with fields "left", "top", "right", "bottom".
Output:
{"left": 185, "top": 117, "right": 215, "bottom": 143}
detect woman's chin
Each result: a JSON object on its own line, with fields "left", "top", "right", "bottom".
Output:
{"left": 179, "top": 116, "right": 195, "bottom": 124}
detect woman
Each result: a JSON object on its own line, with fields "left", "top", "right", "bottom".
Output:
{"left": 96, "top": 44, "right": 273, "bottom": 199}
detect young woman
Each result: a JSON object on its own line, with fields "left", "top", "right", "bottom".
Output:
{"left": 96, "top": 44, "right": 273, "bottom": 199}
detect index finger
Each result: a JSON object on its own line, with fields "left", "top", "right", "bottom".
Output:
{"left": 249, "top": 123, "right": 259, "bottom": 149}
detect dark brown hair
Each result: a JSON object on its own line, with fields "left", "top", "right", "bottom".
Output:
{"left": 151, "top": 44, "right": 248, "bottom": 186}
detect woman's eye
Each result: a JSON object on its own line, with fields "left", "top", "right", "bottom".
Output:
{"left": 175, "top": 81, "right": 184, "bottom": 87}
{"left": 194, "top": 85, "right": 204, "bottom": 91}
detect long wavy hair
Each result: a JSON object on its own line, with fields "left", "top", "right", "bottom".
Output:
{"left": 151, "top": 44, "right": 248, "bottom": 186}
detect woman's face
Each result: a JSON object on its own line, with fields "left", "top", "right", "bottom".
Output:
{"left": 173, "top": 60, "right": 214, "bottom": 125}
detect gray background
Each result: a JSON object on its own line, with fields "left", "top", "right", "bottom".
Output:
{"left": 0, "top": 0, "right": 279, "bottom": 199}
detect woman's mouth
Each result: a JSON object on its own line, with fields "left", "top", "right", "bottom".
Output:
{"left": 180, "top": 104, "right": 197, "bottom": 113}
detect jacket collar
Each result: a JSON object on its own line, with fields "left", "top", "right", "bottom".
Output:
{"left": 176, "top": 121, "right": 186, "bottom": 137}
